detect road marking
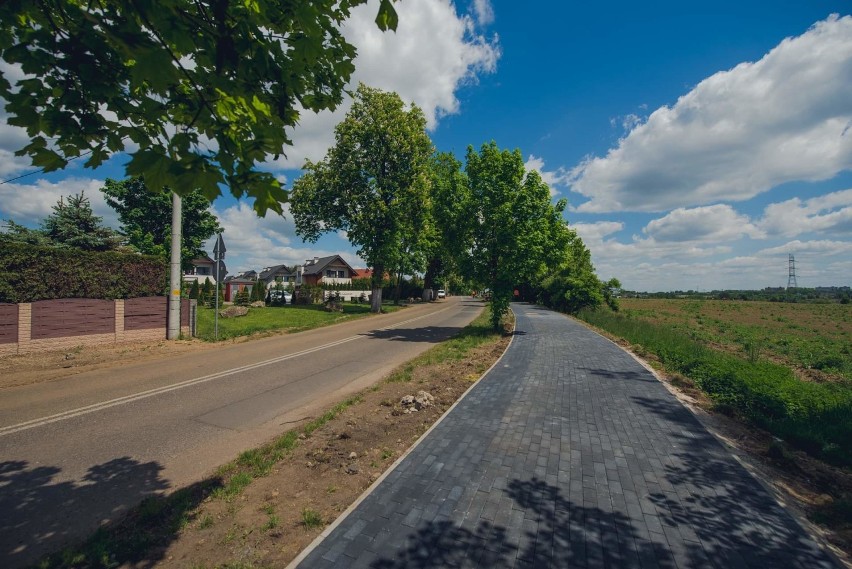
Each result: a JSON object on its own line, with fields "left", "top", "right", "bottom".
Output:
{"left": 0, "top": 306, "right": 452, "bottom": 437}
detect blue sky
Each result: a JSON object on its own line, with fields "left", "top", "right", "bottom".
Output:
{"left": 2, "top": 0, "right": 851, "bottom": 291}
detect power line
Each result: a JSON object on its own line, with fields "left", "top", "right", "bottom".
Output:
{"left": 0, "top": 148, "right": 95, "bottom": 185}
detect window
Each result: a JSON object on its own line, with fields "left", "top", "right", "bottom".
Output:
{"left": 326, "top": 269, "right": 335, "bottom": 277}
{"left": 338, "top": 270, "right": 346, "bottom": 278}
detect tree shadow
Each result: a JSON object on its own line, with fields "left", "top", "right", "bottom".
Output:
{"left": 631, "top": 395, "right": 840, "bottom": 568}
{"left": 365, "top": 472, "right": 838, "bottom": 568}
{"left": 0, "top": 457, "right": 219, "bottom": 569}
{"left": 363, "top": 326, "right": 468, "bottom": 344}
{"left": 577, "top": 366, "right": 656, "bottom": 383}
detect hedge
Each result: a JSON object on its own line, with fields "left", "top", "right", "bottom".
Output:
{"left": 0, "top": 241, "right": 167, "bottom": 302}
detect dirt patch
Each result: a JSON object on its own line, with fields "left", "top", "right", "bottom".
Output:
{"left": 152, "top": 334, "right": 512, "bottom": 567}
{"left": 0, "top": 338, "right": 218, "bottom": 390}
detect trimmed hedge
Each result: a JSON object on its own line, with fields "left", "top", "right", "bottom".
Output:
{"left": 0, "top": 241, "right": 167, "bottom": 302}
{"left": 579, "top": 307, "right": 852, "bottom": 466}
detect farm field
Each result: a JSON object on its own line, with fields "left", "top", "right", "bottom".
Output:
{"left": 619, "top": 298, "right": 852, "bottom": 383}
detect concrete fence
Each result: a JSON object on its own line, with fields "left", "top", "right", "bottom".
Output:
{"left": 0, "top": 297, "right": 195, "bottom": 356}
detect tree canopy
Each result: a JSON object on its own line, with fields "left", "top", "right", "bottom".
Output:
{"left": 0, "top": 0, "right": 398, "bottom": 215}
{"left": 290, "top": 84, "right": 434, "bottom": 312}
{"left": 1, "top": 191, "right": 122, "bottom": 251}
{"left": 101, "top": 177, "right": 221, "bottom": 270}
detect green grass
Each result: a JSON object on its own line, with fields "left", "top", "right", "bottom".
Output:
{"left": 579, "top": 307, "right": 852, "bottom": 466}
{"left": 196, "top": 302, "right": 402, "bottom": 341}
{"left": 300, "top": 508, "right": 323, "bottom": 530}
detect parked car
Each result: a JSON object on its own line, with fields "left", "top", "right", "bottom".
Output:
{"left": 437, "top": 289, "right": 446, "bottom": 299}
{"left": 268, "top": 289, "right": 292, "bottom": 304}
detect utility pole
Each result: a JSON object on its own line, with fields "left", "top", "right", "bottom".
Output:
{"left": 167, "top": 192, "right": 182, "bottom": 340}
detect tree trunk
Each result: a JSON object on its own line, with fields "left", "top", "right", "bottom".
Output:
{"left": 370, "top": 263, "right": 384, "bottom": 313}
{"left": 394, "top": 269, "right": 403, "bottom": 305}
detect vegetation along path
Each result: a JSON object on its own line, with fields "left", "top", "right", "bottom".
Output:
{"left": 293, "top": 302, "right": 840, "bottom": 568}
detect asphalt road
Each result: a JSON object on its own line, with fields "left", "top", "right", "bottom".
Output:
{"left": 0, "top": 296, "right": 482, "bottom": 568}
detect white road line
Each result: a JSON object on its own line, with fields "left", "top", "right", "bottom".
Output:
{"left": 0, "top": 305, "right": 452, "bottom": 438}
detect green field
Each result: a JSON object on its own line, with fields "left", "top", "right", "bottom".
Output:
{"left": 579, "top": 299, "right": 852, "bottom": 466}
{"left": 195, "top": 303, "right": 402, "bottom": 341}
{"left": 619, "top": 298, "right": 852, "bottom": 382}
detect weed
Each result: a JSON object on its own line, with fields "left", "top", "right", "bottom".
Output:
{"left": 326, "top": 485, "right": 338, "bottom": 494}
{"left": 381, "top": 448, "right": 394, "bottom": 460}
{"left": 301, "top": 508, "right": 324, "bottom": 529}
{"left": 262, "top": 503, "right": 275, "bottom": 515}
{"left": 198, "top": 514, "right": 214, "bottom": 529}
{"left": 262, "top": 514, "right": 280, "bottom": 531}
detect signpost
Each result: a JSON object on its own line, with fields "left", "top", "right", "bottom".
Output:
{"left": 213, "top": 232, "right": 226, "bottom": 341}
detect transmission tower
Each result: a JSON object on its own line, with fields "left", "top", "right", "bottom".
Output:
{"left": 787, "top": 254, "right": 797, "bottom": 289}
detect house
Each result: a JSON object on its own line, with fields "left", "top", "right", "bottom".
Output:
{"left": 299, "top": 255, "right": 357, "bottom": 286}
{"left": 184, "top": 254, "right": 224, "bottom": 285}
{"left": 259, "top": 264, "right": 297, "bottom": 289}
{"left": 223, "top": 270, "right": 257, "bottom": 302}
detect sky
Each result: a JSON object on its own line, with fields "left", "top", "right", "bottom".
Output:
{"left": 2, "top": 0, "right": 851, "bottom": 292}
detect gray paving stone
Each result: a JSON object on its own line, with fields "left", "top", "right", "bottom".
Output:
{"left": 295, "top": 303, "right": 840, "bottom": 568}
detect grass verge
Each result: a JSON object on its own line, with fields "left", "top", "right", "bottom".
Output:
{"left": 196, "top": 302, "right": 403, "bottom": 341}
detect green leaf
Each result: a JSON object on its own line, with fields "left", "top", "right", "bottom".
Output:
{"left": 375, "top": 0, "right": 399, "bottom": 32}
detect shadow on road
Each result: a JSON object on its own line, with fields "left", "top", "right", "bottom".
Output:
{"left": 0, "top": 457, "right": 221, "bottom": 569}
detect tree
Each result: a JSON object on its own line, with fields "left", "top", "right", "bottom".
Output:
{"left": 424, "top": 152, "right": 471, "bottom": 298}
{"left": 0, "top": 0, "right": 398, "bottom": 215}
{"left": 0, "top": 219, "right": 53, "bottom": 247}
{"left": 290, "top": 85, "right": 434, "bottom": 313}
{"left": 463, "top": 142, "right": 565, "bottom": 330}
{"left": 101, "top": 178, "right": 220, "bottom": 270}
{"left": 41, "top": 192, "right": 123, "bottom": 251}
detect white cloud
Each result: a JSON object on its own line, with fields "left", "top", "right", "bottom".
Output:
{"left": 277, "top": 0, "right": 500, "bottom": 168}
{"left": 642, "top": 204, "right": 763, "bottom": 242}
{"left": 524, "top": 155, "right": 571, "bottom": 196}
{"left": 571, "top": 15, "right": 852, "bottom": 213}
{"left": 206, "top": 202, "right": 364, "bottom": 274}
{"left": 759, "top": 239, "right": 852, "bottom": 256}
{"left": 0, "top": 177, "right": 117, "bottom": 228}
{"left": 758, "top": 188, "right": 852, "bottom": 237}
{"left": 472, "top": 0, "right": 495, "bottom": 26}
{"left": 572, "top": 221, "right": 623, "bottom": 242}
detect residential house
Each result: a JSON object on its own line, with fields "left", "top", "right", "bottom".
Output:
{"left": 259, "top": 264, "right": 298, "bottom": 291}
{"left": 223, "top": 270, "right": 257, "bottom": 302}
{"left": 184, "top": 254, "right": 224, "bottom": 286}
{"left": 300, "top": 255, "right": 357, "bottom": 286}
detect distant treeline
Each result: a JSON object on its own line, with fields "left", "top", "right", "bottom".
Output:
{"left": 623, "top": 286, "right": 851, "bottom": 303}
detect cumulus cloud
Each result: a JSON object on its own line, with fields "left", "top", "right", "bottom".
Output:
{"left": 571, "top": 15, "right": 852, "bottom": 213}
{"left": 759, "top": 239, "right": 852, "bottom": 256}
{"left": 206, "top": 202, "right": 363, "bottom": 273}
{"left": 642, "top": 204, "right": 763, "bottom": 242}
{"left": 276, "top": 0, "right": 500, "bottom": 168}
{"left": 472, "top": 0, "right": 495, "bottom": 26}
{"left": 758, "top": 188, "right": 852, "bottom": 237}
{"left": 524, "top": 155, "right": 571, "bottom": 196}
{"left": 572, "top": 221, "right": 624, "bottom": 242}
{"left": 0, "top": 177, "right": 117, "bottom": 228}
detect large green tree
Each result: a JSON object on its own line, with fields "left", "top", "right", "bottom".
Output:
{"left": 1, "top": 192, "right": 122, "bottom": 251}
{"left": 0, "top": 0, "right": 398, "bottom": 215}
{"left": 101, "top": 178, "right": 220, "bottom": 270}
{"left": 290, "top": 85, "right": 434, "bottom": 313}
{"left": 463, "top": 142, "right": 567, "bottom": 330}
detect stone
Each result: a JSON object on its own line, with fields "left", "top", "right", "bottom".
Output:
{"left": 349, "top": 452, "right": 357, "bottom": 459}
{"left": 220, "top": 306, "right": 249, "bottom": 318}
{"left": 414, "top": 390, "right": 434, "bottom": 410}
{"left": 400, "top": 395, "right": 415, "bottom": 406}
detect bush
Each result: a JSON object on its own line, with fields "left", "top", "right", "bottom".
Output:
{"left": 0, "top": 241, "right": 166, "bottom": 302}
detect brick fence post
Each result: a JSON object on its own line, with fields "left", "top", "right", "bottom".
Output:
{"left": 18, "top": 303, "right": 32, "bottom": 354}
{"left": 115, "top": 299, "right": 125, "bottom": 342}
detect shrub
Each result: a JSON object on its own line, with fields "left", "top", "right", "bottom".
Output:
{"left": 234, "top": 289, "right": 250, "bottom": 306}
{"left": 0, "top": 241, "right": 166, "bottom": 302}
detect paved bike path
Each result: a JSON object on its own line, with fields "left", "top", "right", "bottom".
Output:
{"left": 293, "top": 303, "right": 839, "bottom": 568}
